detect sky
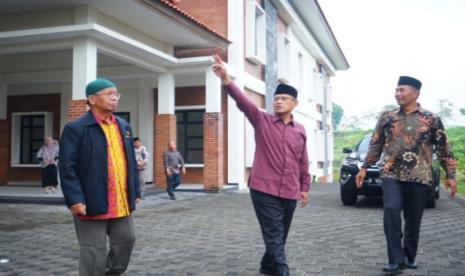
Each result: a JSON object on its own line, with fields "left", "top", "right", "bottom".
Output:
{"left": 318, "top": 0, "right": 465, "bottom": 127}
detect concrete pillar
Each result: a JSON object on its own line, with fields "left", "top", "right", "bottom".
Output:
{"left": 157, "top": 73, "right": 175, "bottom": 114}
{"left": 0, "top": 76, "right": 8, "bottom": 185}
{"left": 203, "top": 68, "right": 224, "bottom": 191}
{"left": 72, "top": 37, "right": 97, "bottom": 100}
{"left": 205, "top": 68, "right": 222, "bottom": 113}
{"left": 138, "top": 78, "right": 156, "bottom": 183}
{"left": 154, "top": 73, "right": 176, "bottom": 188}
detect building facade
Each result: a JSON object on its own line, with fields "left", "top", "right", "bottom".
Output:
{"left": 0, "top": 0, "right": 348, "bottom": 190}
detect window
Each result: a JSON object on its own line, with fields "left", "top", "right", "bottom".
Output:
{"left": 176, "top": 110, "right": 204, "bottom": 164}
{"left": 11, "top": 112, "right": 53, "bottom": 167}
{"left": 114, "top": 112, "right": 130, "bottom": 123}
{"left": 246, "top": 0, "right": 266, "bottom": 65}
{"left": 20, "top": 115, "right": 44, "bottom": 164}
{"left": 316, "top": 104, "right": 323, "bottom": 114}
{"left": 317, "top": 161, "right": 324, "bottom": 169}
{"left": 317, "top": 120, "right": 323, "bottom": 130}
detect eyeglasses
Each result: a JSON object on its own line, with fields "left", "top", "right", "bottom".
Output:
{"left": 273, "top": 96, "right": 294, "bottom": 102}
{"left": 96, "top": 92, "right": 122, "bottom": 99}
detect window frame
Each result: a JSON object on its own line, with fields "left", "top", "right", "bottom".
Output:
{"left": 11, "top": 112, "right": 53, "bottom": 167}
{"left": 246, "top": 0, "right": 267, "bottom": 65}
{"left": 175, "top": 108, "right": 205, "bottom": 166}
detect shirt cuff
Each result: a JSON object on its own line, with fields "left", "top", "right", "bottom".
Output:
{"left": 300, "top": 183, "right": 310, "bottom": 192}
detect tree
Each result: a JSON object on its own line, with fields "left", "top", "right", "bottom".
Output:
{"left": 332, "top": 103, "right": 344, "bottom": 131}
{"left": 460, "top": 108, "right": 465, "bottom": 116}
{"left": 437, "top": 99, "right": 454, "bottom": 125}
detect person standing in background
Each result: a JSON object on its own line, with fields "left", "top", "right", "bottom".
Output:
{"left": 37, "top": 137, "right": 59, "bottom": 194}
{"left": 134, "top": 137, "right": 149, "bottom": 199}
{"left": 163, "top": 141, "right": 186, "bottom": 200}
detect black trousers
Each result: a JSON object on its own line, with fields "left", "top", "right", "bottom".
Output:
{"left": 382, "top": 178, "right": 428, "bottom": 265}
{"left": 41, "top": 164, "right": 58, "bottom": 187}
{"left": 250, "top": 189, "right": 296, "bottom": 274}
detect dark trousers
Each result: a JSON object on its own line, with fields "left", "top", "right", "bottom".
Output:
{"left": 250, "top": 189, "right": 297, "bottom": 275}
{"left": 73, "top": 215, "right": 135, "bottom": 276}
{"left": 41, "top": 164, "right": 58, "bottom": 187}
{"left": 166, "top": 173, "right": 181, "bottom": 196}
{"left": 382, "top": 178, "right": 428, "bottom": 265}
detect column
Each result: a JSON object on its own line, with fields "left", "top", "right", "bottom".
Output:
{"left": 69, "top": 37, "right": 96, "bottom": 121}
{"left": 138, "top": 78, "right": 156, "bottom": 183}
{"left": 203, "top": 69, "right": 224, "bottom": 192}
{"left": 0, "top": 76, "right": 7, "bottom": 185}
{"left": 154, "top": 73, "right": 176, "bottom": 188}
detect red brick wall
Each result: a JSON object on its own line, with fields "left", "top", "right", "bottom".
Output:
{"left": 0, "top": 120, "right": 8, "bottom": 185}
{"left": 176, "top": 87, "right": 205, "bottom": 106}
{"left": 7, "top": 94, "right": 61, "bottom": 182}
{"left": 203, "top": 112, "right": 224, "bottom": 191}
{"left": 68, "top": 100, "right": 88, "bottom": 121}
{"left": 176, "top": 0, "right": 228, "bottom": 38}
{"left": 154, "top": 114, "right": 176, "bottom": 188}
{"left": 184, "top": 167, "right": 203, "bottom": 184}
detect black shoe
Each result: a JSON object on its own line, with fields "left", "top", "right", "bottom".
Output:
{"left": 259, "top": 267, "right": 272, "bottom": 275}
{"left": 275, "top": 264, "right": 290, "bottom": 276}
{"left": 402, "top": 258, "right": 418, "bottom": 269}
{"left": 382, "top": 263, "right": 404, "bottom": 272}
{"left": 169, "top": 194, "right": 176, "bottom": 200}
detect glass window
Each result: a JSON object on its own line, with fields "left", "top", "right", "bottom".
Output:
{"left": 20, "top": 115, "right": 44, "bottom": 164}
{"left": 176, "top": 109, "right": 205, "bottom": 164}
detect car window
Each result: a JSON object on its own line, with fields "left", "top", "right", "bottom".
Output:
{"left": 356, "top": 137, "right": 370, "bottom": 154}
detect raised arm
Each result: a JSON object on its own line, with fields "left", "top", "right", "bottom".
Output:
{"left": 212, "top": 55, "right": 262, "bottom": 126}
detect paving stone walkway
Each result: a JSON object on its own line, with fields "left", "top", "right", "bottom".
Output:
{"left": 1, "top": 184, "right": 464, "bottom": 275}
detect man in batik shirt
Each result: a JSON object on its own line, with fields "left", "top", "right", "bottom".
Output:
{"left": 356, "top": 76, "right": 456, "bottom": 273}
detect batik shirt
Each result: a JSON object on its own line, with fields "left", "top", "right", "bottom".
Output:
{"left": 363, "top": 105, "right": 456, "bottom": 185}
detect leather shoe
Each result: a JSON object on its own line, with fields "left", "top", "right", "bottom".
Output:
{"left": 382, "top": 263, "right": 404, "bottom": 272}
{"left": 402, "top": 259, "right": 418, "bottom": 269}
{"left": 259, "top": 267, "right": 272, "bottom": 275}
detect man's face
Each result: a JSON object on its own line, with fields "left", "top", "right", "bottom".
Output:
{"left": 168, "top": 141, "right": 176, "bottom": 151}
{"left": 134, "top": 140, "right": 141, "bottom": 149}
{"left": 395, "top": 85, "right": 419, "bottom": 107}
{"left": 88, "top": 87, "right": 120, "bottom": 112}
{"left": 273, "top": 94, "right": 298, "bottom": 115}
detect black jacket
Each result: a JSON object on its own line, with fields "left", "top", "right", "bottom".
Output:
{"left": 59, "top": 111, "right": 140, "bottom": 216}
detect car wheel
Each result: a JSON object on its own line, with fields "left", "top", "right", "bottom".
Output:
{"left": 341, "top": 187, "right": 357, "bottom": 206}
{"left": 426, "top": 186, "right": 436, "bottom": 208}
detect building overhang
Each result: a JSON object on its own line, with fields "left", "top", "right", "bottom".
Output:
{"left": 0, "top": 24, "right": 215, "bottom": 74}
{"left": 0, "top": 0, "right": 230, "bottom": 50}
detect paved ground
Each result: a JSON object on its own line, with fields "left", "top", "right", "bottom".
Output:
{"left": 1, "top": 184, "right": 465, "bottom": 276}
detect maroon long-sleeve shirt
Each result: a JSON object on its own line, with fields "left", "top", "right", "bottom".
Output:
{"left": 225, "top": 82, "right": 311, "bottom": 200}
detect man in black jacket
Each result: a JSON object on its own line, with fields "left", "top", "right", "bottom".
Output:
{"left": 59, "top": 78, "right": 140, "bottom": 275}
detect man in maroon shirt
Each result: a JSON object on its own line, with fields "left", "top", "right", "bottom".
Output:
{"left": 213, "top": 55, "right": 311, "bottom": 276}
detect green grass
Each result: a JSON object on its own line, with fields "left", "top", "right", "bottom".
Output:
{"left": 333, "top": 127, "right": 465, "bottom": 195}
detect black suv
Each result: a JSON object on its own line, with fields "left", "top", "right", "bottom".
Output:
{"left": 339, "top": 135, "right": 440, "bottom": 208}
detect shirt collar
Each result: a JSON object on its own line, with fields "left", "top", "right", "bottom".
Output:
{"left": 92, "top": 110, "right": 116, "bottom": 124}
{"left": 397, "top": 103, "right": 422, "bottom": 115}
{"left": 272, "top": 114, "right": 295, "bottom": 126}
